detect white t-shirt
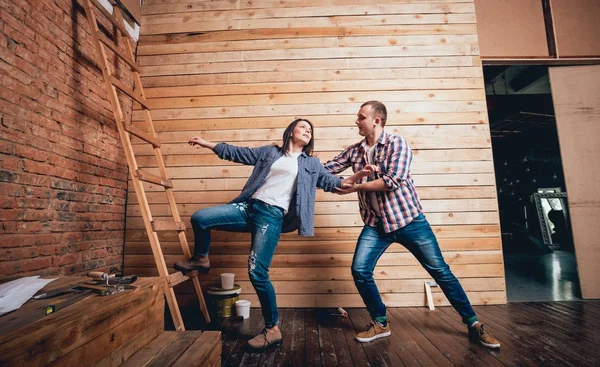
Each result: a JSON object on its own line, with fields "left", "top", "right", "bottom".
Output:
{"left": 252, "top": 152, "right": 301, "bottom": 212}
{"left": 365, "top": 144, "right": 382, "bottom": 216}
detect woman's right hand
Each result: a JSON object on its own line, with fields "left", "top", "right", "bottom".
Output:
{"left": 189, "top": 136, "right": 215, "bottom": 149}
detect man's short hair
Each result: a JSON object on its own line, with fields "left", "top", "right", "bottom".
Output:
{"left": 361, "top": 100, "right": 387, "bottom": 127}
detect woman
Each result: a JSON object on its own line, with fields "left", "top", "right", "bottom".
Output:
{"left": 174, "top": 118, "right": 371, "bottom": 350}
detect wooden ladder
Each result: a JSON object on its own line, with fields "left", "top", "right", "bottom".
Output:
{"left": 81, "top": 0, "right": 210, "bottom": 330}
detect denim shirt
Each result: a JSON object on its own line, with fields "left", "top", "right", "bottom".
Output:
{"left": 213, "top": 143, "right": 343, "bottom": 235}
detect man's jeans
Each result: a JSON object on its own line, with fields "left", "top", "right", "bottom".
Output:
{"left": 190, "top": 200, "right": 284, "bottom": 328}
{"left": 352, "top": 214, "right": 477, "bottom": 325}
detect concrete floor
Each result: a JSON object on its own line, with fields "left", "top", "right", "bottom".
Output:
{"left": 503, "top": 250, "right": 581, "bottom": 302}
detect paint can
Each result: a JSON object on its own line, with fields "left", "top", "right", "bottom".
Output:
{"left": 207, "top": 284, "right": 241, "bottom": 322}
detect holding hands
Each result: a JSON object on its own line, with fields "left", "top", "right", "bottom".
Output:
{"left": 338, "top": 164, "right": 380, "bottom": 195}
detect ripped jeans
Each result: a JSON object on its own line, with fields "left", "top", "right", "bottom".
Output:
{"left": 190, "top": 199, "right": 284, "bottom": 328}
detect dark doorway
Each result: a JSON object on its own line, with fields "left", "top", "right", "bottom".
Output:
{"left": 484, "top": 65, "right": 580, "bottom": 302}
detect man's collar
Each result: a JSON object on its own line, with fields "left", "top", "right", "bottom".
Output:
{"left": 360, "top": 130, "right": 388, "bottom": 149}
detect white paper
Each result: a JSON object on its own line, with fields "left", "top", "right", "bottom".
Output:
{"left": 0, "top": 276, "right": 57, "bottom": 316}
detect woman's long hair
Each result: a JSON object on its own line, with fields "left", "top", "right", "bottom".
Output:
{"left": 279, "top": 118, "right": 314, "bottom": 156}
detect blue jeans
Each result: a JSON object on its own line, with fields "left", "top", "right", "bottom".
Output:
{"left": 190, "top": 200, "right": 284, "bottom": 328}
{"left": 352, "top": 214, "right": 477, "bottom": 325}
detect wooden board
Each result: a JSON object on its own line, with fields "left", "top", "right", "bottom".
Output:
{"left": 551, "top": 0, "right": 600, "bottom": 57}
{"left": 126, "top": 0, "right": 504, "bottom": 308}
{"left": 549, "top": 65, "right": 600, "bottom": 299}
{"left": 473, "top": 0, "right": 549, "bottom": 58}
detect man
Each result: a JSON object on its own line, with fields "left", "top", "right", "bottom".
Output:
{"left": 324, "top": 101, "right": 500, "bottom": 349}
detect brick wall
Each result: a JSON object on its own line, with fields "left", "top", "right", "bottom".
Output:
{"left": 0, "top": 0, "right": 135, "bottom": 279}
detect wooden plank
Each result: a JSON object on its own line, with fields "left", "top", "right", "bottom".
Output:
{"left": 123, "top": 123, "right": 161, "bottom": 148}
{"left": 126, "top": 237, "right": 502, "bottom": 255}
{"left": 549, "top": 65, "right": 600, "bottom": 298}
{"left": 126, "top": 250, "right": 504, "bottom": 269}
{"left": 97, "top": 33, "right": 139, "bottom": 72}
{"left": 139, "top": 34, "right": 479, "bottom": 56}
{"left": 134, "top": 148, "right": 492, "bottom": 168}
{"left": 140, "top": 56, "right": 480, "bottom": 77}
{"left": 143, "top": 3, "right": 475, "bottom": 24}
{"left": 120, "top": 331, "right": 179, "bottom": 367}
{"left": 388, "top": 308, "right": 454, "bottom": 366}
{"left": 95, "top": 321, "right": 164, "bottom": 367}
{"left": 172, "top": 331, "right": 221, "bottom": 367}
{"left": 129, "top": 263, "right": 505, "bottom": 281}
{"left": 140, "top": 90, "right": 483, "bottom": 110}
{"left": 135, "top": 169, "right": 173, "bottom": 188}
{"left": 473, "top": 0, "right": 549, "bottom": 58}
{"left": 142, "top": 0, "right": 473, "bottom": 15}
{"left": 140, "top": 67, "right": 483, "bottom": 88}
{"left": 49, "top": 302, "right": 163, "bottom": 366}
{"left": 110, "top": 75, "right": 150, "bottom": 109}
{"left": 151, "top": 220, "right": 186, "bottom": 232}
{"left": 126, "top": 224, "right": 501, "bottom": 243}
{"left": 142, "top": 79, "right": 483, "bottom": 99}
{"left": 142, "top": 14, "right": 476, "bottom": 35}
{"left": 128, "top": 186, "right": 497, "bottom": 206}
{"left": 145, "top": 331, "right": 201, "bottom": 367}
{"left": 140, "top": 45, "right": 477, "bottom": 67}
{"left": 127, "top": 198, "right": 498, "bottom": 217}
{"left": 132, "top": 101, "right": 486, "bottom": 121}
{"left": 131, "top": 124, "right": 489, "bottom": 144}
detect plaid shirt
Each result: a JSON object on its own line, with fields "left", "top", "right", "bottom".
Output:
{"left": 324, "top": 131, "right": 423, "bottom": 233}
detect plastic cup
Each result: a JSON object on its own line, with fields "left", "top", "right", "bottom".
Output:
{"left": 220, "top": 273, "right": 235, "bottom": 289}
{"left": 235, "top": 300, "right": 251, "bottom": 319}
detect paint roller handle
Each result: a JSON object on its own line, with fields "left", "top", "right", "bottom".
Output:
{"left": 337, "top": 307, "right": 348, "bottom": 317}
{"left": 87, "top": 272, "right": 116, "bottom": 279}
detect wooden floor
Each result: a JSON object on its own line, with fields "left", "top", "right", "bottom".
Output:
{"left": 207, "top": 301, "right": 600, "bottom": 367}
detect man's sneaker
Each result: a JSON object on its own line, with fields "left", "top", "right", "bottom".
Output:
{"left": 174, "top": 256, "right": 210, "bottom": 273}
{"left": 247, "top": 328, "right": 283, "bottom": 350}
{"left": 355, "top": 321, "right": 391, "bottom": 343}
{"left": 469, "top": 322, "right": 501, "bottom": 348}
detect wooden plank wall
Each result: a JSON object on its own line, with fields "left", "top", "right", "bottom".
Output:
{"left": 125, "top": 0, "right": 506, "bottom": 308}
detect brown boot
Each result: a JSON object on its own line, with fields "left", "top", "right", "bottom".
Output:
{"left": 469, "top": 322, "right": 501, "bottom": 349}
{"left": 247, "top": 327, "right": 283, "bottom": 350}
{"left": 174, "top": 255, "right": 210, "bottom": 273}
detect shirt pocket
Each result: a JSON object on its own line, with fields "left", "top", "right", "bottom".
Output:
{"left": 304, "top": 166, "right": 318, "bottom": 175}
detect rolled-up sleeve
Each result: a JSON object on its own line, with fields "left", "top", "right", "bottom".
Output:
{"left": 381, "top": 136, "right": 413, "bottom": 191}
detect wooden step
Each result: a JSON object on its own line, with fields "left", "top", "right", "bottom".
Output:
{"left": 135, "top": 169, "right": 173, "bottom": 188}
{"left": 110, "top": 76, "right": 150, "bottom": 109}
{"left": 123, "top": 124, "right": 161, "bottom": 148}
{"left": 97, "top": 33, "right": 139, "bottom": 72}
{"left": 151, "top": 220, "right": 186, "bottom": 232}
{"left": 120, "top": 331, "right": 221, "bottom": 367}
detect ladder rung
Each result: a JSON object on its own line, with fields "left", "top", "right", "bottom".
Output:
{"left": 89, "top": 0, "right": 134, "bottom": 42}
{"left": 123, "top": 124, "right": 161, "bottom": 148}
{"left": 151, "top": 220, "right": 186, "bottom": 232}
{"left": 167, "top": 271, "right": 199, "bottom": 288}
{"left": 97, "top": 33, "right": 139, "bottom": 72}
{"left": 110, "top": 76, "right": 150, "bottom": 109}
{"left": 136, "top": 169, "right": 173, "bottom": 188}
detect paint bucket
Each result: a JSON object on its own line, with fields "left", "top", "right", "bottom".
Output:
{"left": 207, "top": 284, "right": 241, "bottom": 322}
{"left": 235, "top": 300, "right": 251, "bottom": 319}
